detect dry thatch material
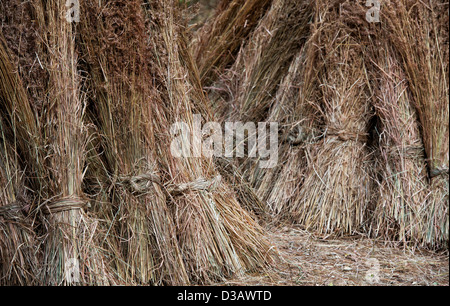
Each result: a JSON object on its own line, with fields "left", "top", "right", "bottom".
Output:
{"left": 205, "top": 0, "right": 375, "bottom": 233}
{"left": 200, "top": 0, "right": 316, "bottom": 220}
{"left": 0, "top": 0, "right": 276, "bottom": 285}
{"left": 198, "top": 0, "right": 448, "bottom": 247}
{"left": 78, "top": 0, "right": 275, "bottom": 284}
{"left": 0, "top": 0, "right": 448, "bottom": 286}
{"left": 79, "top": 0, "right": 189, "bottom": 285}
{"left": 0, "top": 40, "right": 40, "bottom": 285}
{"left": 194, "top": 0, "right": 272, "bottom": 86}
{"left": 31, "top": 0, "right": 114, "bottom": 285}
{"left": 144, "top": 0, "right": 276, "bottom": 283}
{"left": 380, "top": 0, "right": 449, "bottom": 248}
{"left": 288, "top": 1, "right": 375, "bottom": 235}
{"left": 370, "top": 46, "right": 430, "bottom": 246}
{"left": 256, "top": 40, "right": 321, "bottom": 217}
{"left": 218, "top": 0, "right": 313, "bottom": 123}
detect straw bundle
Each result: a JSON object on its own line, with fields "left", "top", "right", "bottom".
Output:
{"left": 79, "top": 0, "right": 189, "bottom": 285}
{"left": 199, "top": 0, "right": 315, "bottom": 219}
{"left": 31, "top": 0, "right": 115, "bottom": 285}
{"left": 381, "top": 0, "right": 449, "bottom": 248}
{"left": 255, "top": 38, "right": 322, "bottom": 216}
{"left": 288, "top": 1, "right": 375, "bottom": 235}
{"left": 0, "top": 0, "right": 276, "bottom": 285}
{"left": 0, "top": 41, "right": 40, "bottom": 285}
{"left": 370, "top": 46, "right": 430, "bottom": 245}
{"left": 144, "top": 0, "right": 276, "bottom": 282}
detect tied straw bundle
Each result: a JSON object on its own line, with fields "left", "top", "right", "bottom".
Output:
{"left": 144, "top": 0, "right": 276, "bottom": 283}
{"left": 288, "top": 0, "right": 375, "bottom": 235}
{"left": 193, "top": 0, "right": 272, "bottom": 86}
{"left": 381, "top": 0, "right": 449, "bottom": 248}
{"left": 0, "top": 40, "right": 40, "bottom": 285}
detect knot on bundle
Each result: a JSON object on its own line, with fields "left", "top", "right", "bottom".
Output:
{"left": 1, "top": 195, "right": 90, "bottom": 221}
{"left": 41, "top": 196, "right": 90, "bottom": 215}
{"left": 116, "top": 172, "right": 222, "bottom": 196}
{"left": 166, "top": 175, "right": 222, "bottom": 196}
{"left": 117, "top": 172, "right": 162, "bottom": 193}
{"left": 326, "top": 127, "right": 369, "bottom": 143}
{"left": 0, "top": 194, "right": 32, "bottom": 221}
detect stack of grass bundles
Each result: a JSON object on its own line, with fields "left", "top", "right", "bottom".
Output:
{"left": 288, "top": 0, "right": 375, "bottom": 235}
{"left": 382, "top": 0, "right": 448, "bottom": 248}
{"left": 79, "top": 0, "right": 275, "bottom": 284}
{"left": 144, "top": 0, "right": 276, "bottom": 283}
{"left": 194, "top": 0, "right": 272, "bottom": 86}
{"left": 0, "top": 0, "right": 275, "bottom": 285}
{"left": 0, "top": 40, "right": 40, "bottom": 285}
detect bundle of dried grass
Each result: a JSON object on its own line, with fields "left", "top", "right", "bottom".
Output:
{"left": 193, "top": 0, "right": 272, "bottom": 86}
{"left": 382, "top": 0, "right": 449, "bottom": 248}
{"left": 255, "top": 38, "right": 322, "bottom": 217}
{"left": 288, "top": 1, "right": 375, "bottom": 235}
{"left": 79, "top": 0, "right": 189, "bottom": 285}
{"left": 370, "top": 46, "right": 430, "bottom": 246}
{"left": 144, "top": 0, "right": 276, "bottom": 283}
{"left": 0, "top": 40, "right": 40, "bottom": 285}
{"left": 76, "top": 0, "right": 275, "bottom": 284}
{"left": 32, "top": 0, "right": 115, "bottom": 285}
{"left": 200, "top": 0, "right": 315, "bottom": 220}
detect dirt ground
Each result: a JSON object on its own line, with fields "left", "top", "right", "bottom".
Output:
{"left": 217, "top": 225, "right": 449, "bottom": 286}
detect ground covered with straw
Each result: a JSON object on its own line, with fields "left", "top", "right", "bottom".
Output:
{"left": 216, "top": 225, "right": 449, "bottom": 286}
